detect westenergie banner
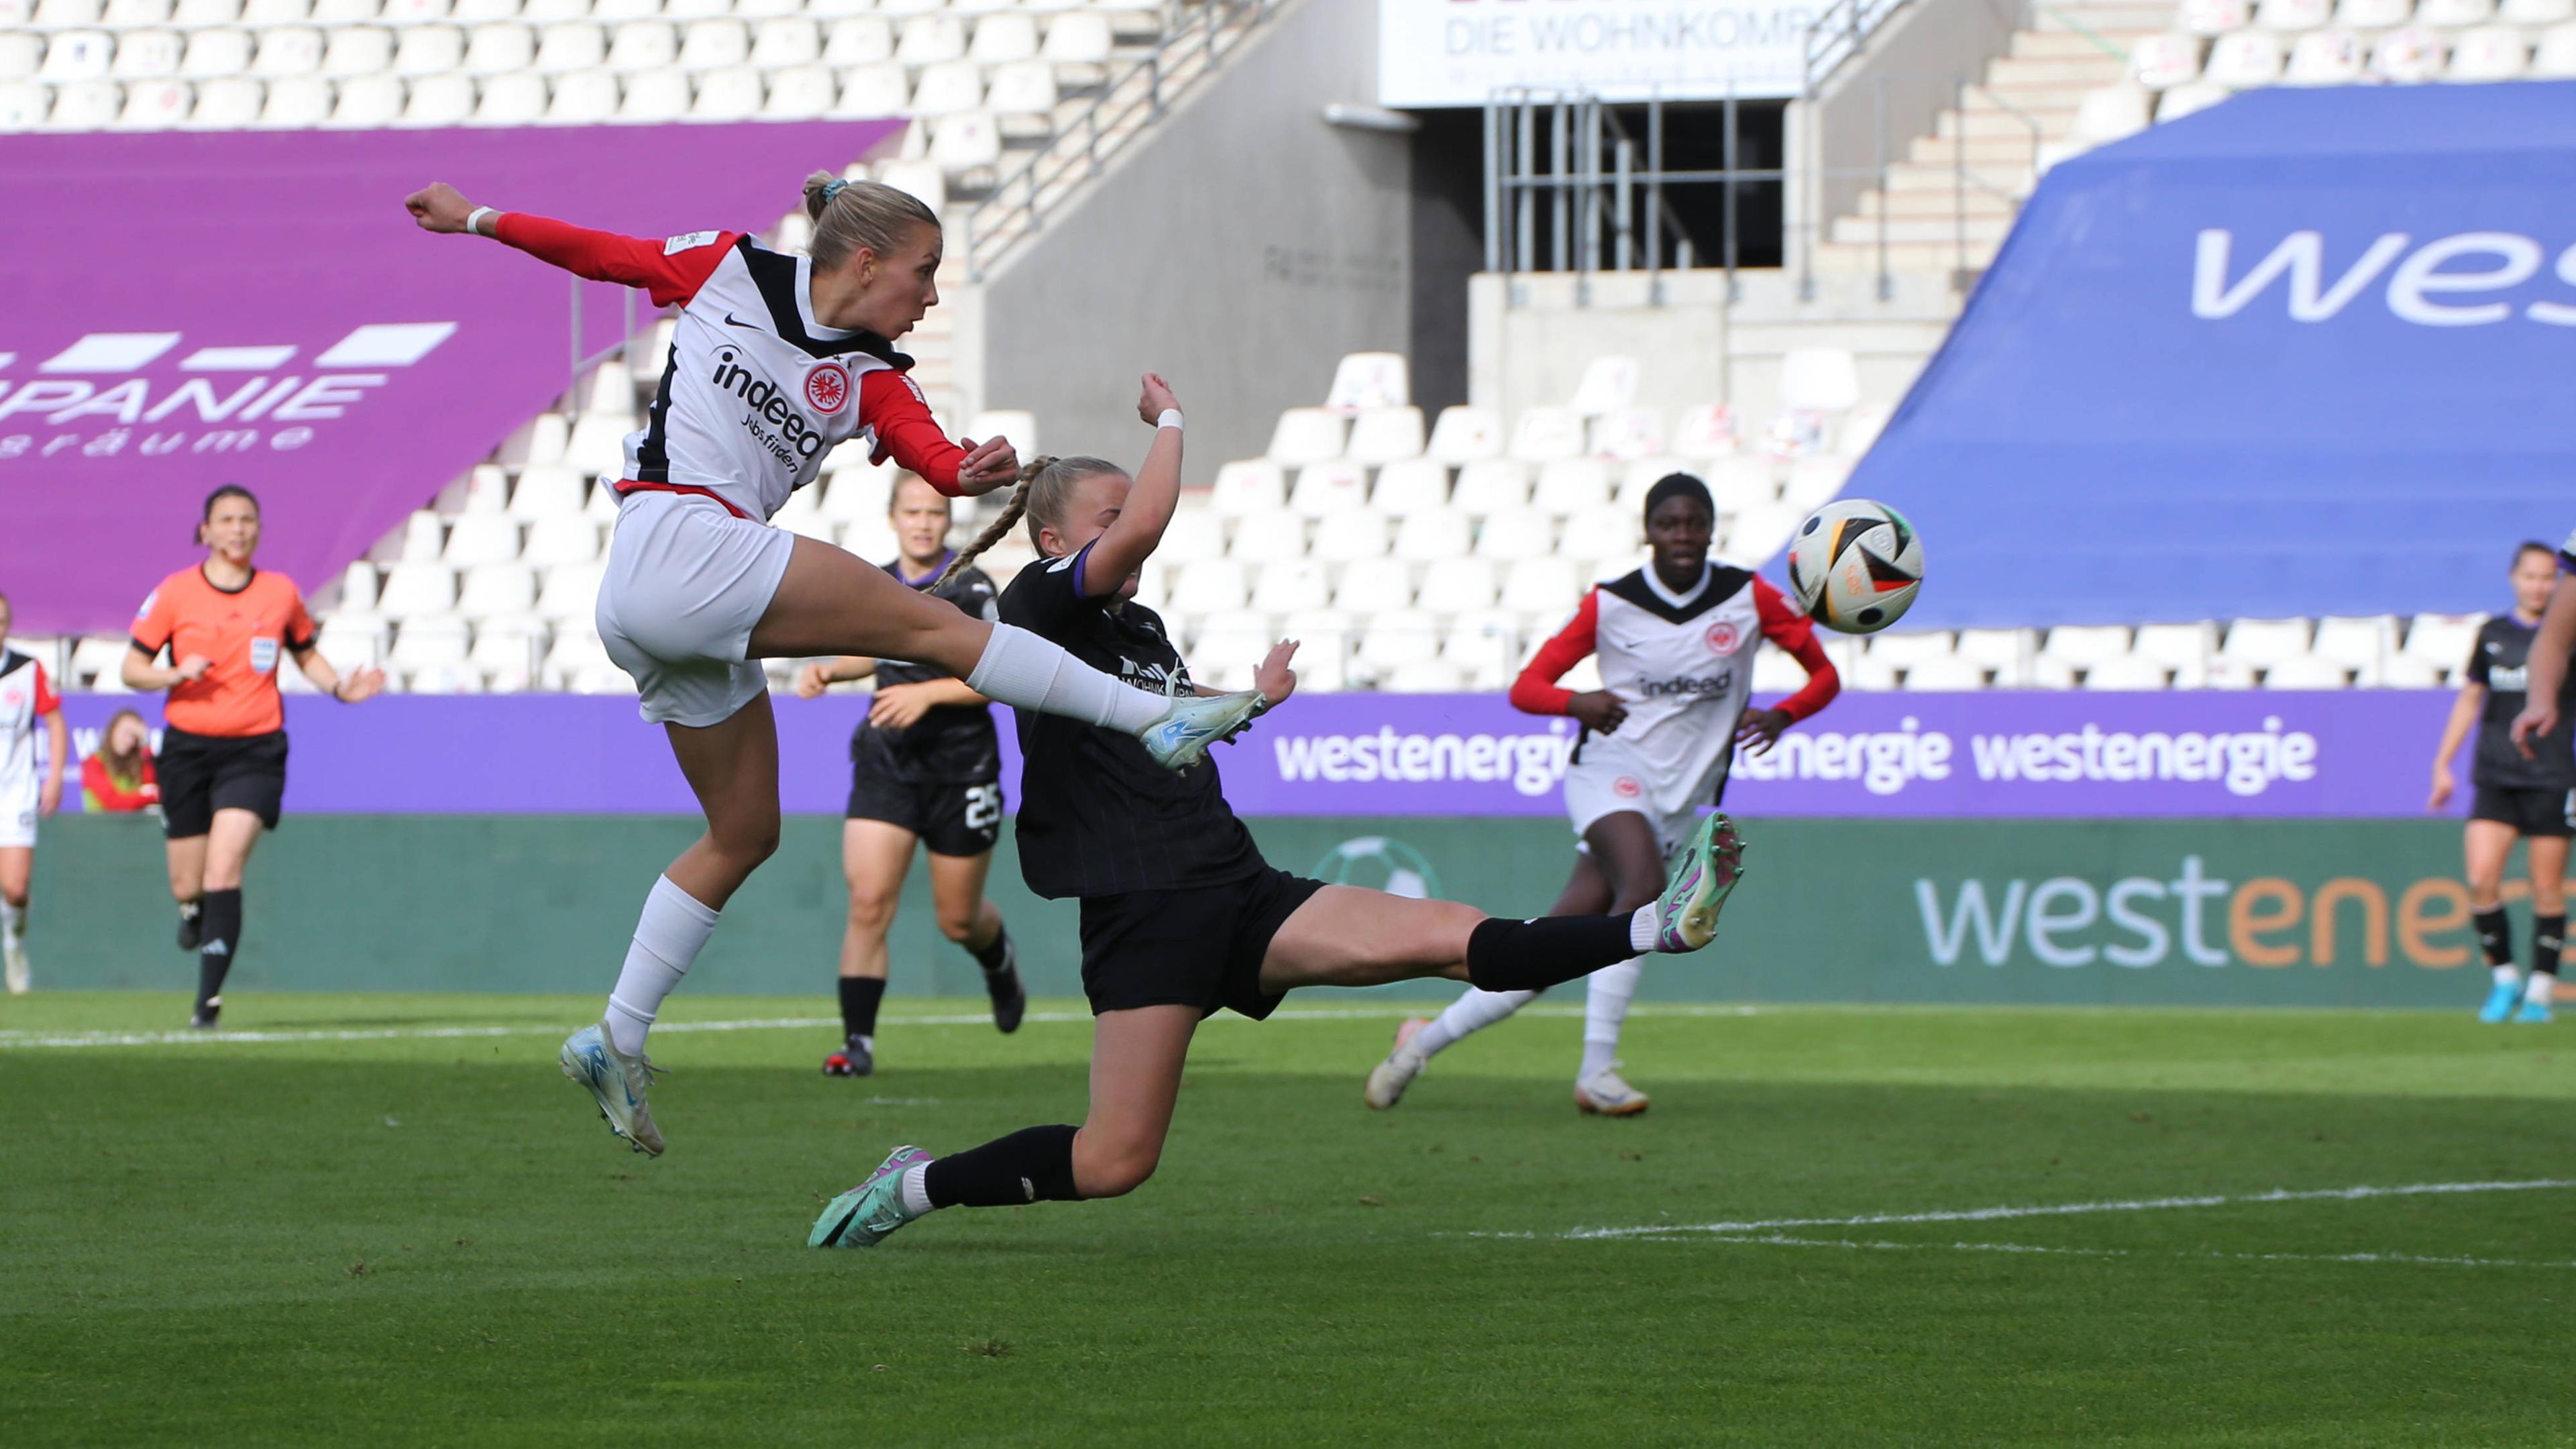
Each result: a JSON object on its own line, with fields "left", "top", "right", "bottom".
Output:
{"left": 59, "top": 688, "right": 2469, "bottom": 818}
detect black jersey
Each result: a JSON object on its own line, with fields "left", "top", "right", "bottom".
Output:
{"left": 2467, "top": 613, "right": 2576, "bottom": 791}
{"left": 852, "top": 555, "right": 1002, "bottom": 784}
{"left": 998, "top": 542, "right": 1263, "bottom": 898}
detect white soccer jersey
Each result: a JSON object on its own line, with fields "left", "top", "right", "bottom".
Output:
{"left": 0, "top": 649, "right": 59, "bottom": 797}
{"left": 1517, "top": 566, "right": 1833, "bottom": 819}
{"left": 493, "top": 215, "right": 969, "bottom": 521}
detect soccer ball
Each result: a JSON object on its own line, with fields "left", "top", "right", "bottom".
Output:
{"left": 1785, "top": 498, "right": 1924, "bottom": 635}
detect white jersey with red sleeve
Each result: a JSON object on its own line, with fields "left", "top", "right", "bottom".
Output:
{"left": 0, "top": 648, "right": 60, "bottom": 798}
{"left": 491, "top": 215, "right": 971, "bottom": 522}
{"left": 1513, "top": 565, "right": 1839, "bottom": 822}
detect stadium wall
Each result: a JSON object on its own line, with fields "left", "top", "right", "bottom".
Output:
{"left": 30, "top": 815, "right": 2544, "bottom": 1009}
{"left": 1788, "top": 0, "right": 2029, "bottom": 248}
{"left": 968, "top": 0, "right": 1411, "bottom": 470}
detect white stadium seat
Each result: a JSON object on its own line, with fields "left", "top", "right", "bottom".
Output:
{"left": 824, "top": 17, "right": 894, "bottom": 65}
{"left": 1424, "top": 405, "right": 1503, "bottom": 464}
{"left": 474, "top": 70, "right": 547, "bottom": 123}
{"left": 2336, "top": 0, "right": 2412, "bottom": 25}
{"left": 2420, "top": 0, "right": 2496, "bottom": 23}
{"left": 377, "top": 563, "right": 458, "bottom": 619}
{"left": 1392, "top": 510, "right": 1471, "bottom": 564}
{"left": 1415, "top": 557, "right": 1497, "bottom": 614}
{"left": 471, "top": 618, "right": 549, "bottom": 691}
{"left": 604, "top": 19, "right": 674, "bottom": 70}
{"left": 1357, "top": 610, "right": 1441, "bottom": 672}
{"left": 0, "top": 35, "right": 41, "bottom": 81}
{"left": 1368, "top": 459, "right": 1449, "bottom": 517}
{"left": 837, "top": 64, "right": 909, "bottom": 117}
{"left": 1157, "top": 507, "right": 1224, "bottom": 561}
{"left": 321, "top": 26, "right": 393, "bottom": 78}
{"left": 181, "top": 76, "right": 261, "bottom": 126}
{"left": 2448, "top": 25, "right": 2528, "bottom": 76}
{"left": 1167, "top": 560, "right": 1247, "bottom": 614}
{"left": 1475, "top": 508, "right": 1554, "bottom": 563}
{"left": 1039, "top": 11, "right": 1111, "bottom": 64}
{"left": 749, "top": 17, "right": 818, "bottom": 66}
{"left": 676, "top": 18, "right": 747, "bottom": 70}
{"left": 1507, "top": 407, "right": 1583, "bottom": 462}
{"left": 2257, "top": 0, "right": 2332, "bottom": 25}
{"left": 896, "top": 14, "right": 964, "bottom": 64}
{"left": 1266, "top": 408, "right": 1347, "bottom": 467}
{"left": 1868, "top": 631, "right": 1954, "bottom": 671}
{"left": 984, "top": 60, "right": 1055, "bottom": 124}
{"left": 390, "top": 23, "right": 462, "bottom": 75}
{"left": 442, "top": 513, "right": 521, "bottom": 568}
{"left": 1568, "top": 356, "right": 1639, "bottom": 417}
{"left": 1287, "top": 462, "right": 1368, "bottom": 518}
{"left": 1588, "top": 409, "right": 1665, "bottom": 460}
{"left": 1450, "top": 460, "right": 1529, "bottom": 517}
{"left": 1955, "top": 628, "right": 2039, "bottom": 684}
{"left": 2265, "top": 656, "right": 2351, "bottom": 688}
{"left": 1902, "top": 656, "right": 1989, "bottom": 692}
{"left": 969, "top": 12, "right": 1036, "bottom": 62}
{"left": 2074, "top": 85, "right": 2151, "bottom": 144}
{"left": 2042, "top": 625, "right": 2133, "bottom": 669}
{"left": 1248, "top": 560, "right": 1330, "bottom": 614}
{"left": 328, "top": 71, "right": 401, "bottom": 125}
{"left": 1776, "top": 347, "right": 1861, "bottom": 415}
{"left": 1562, "top": 506, "right": 1641, "bottom": 568}
{"left": 536, "top": 562, "right": 604, "bottom": 622}
{"left": 2540, "top": 22, "right": 2576, "bottom": 74}
{"left": 1532, "top": 459, "right": 1609, "bottom": 517}
{"left": 1702, "top": 458, "right": 1774, "bottom": 514}
{"left": 1209, "top": 460, "right": 1285, "bottom": 517}
{"left": 2504, "top": 0, "right": 2575, "bottom": 20}
{"left": 533, "top": 21, "right": 604, "bottom": 73}
{"left": 929, "top": 111, "right": 1000, "bottom": 174}
{"left": 2182, "top": 0, "right": 2253, "bottom": 32}
{"left": 1344, "top": 407, "right": 1425, "bottom": 465}
{"left": 456, "top": 563, "right": 537, "bottom": 619}
{"left": 1326, "top": 353, "right": 1409, "bottom": 412}
{"left": 908, "top": 60, "right": 981, "bottom": 115}
{"left": 2131, "top": 33, "right": 2206, "bottom": 89}
{"left": 1226, "top": 509, "right": 1305, "bottom": 566}
{"left": 2159, "top": 82, "right": 2231, "bottom": 121}
{"left": 2084, "top": 656, "right": 2171, "bottom": 690}
{"left": 521, "top": 515, "right": 600, "bottom": 568}
{"left": 2220, "top": 618, "right": 2313, "bottom": 668}
{"left": 691, "top": 65, "right": 762, "bottom": 118}
{"left": 1499, "top": 557, "right": 1579, "bottom": 616}
{"left": 1309, "top": 509, "right": 1389, "bottom": 564}
{"left": 2402, "top": 613, "right": 2481, "bottom": 672}
{"left": 107, "top": 0, "right": 177, "bottom": 22}
{"left": 2206, "top": 29, "right": 2286, "bottom": 84}
{"left": 180, "top": 28, "right": 252, "bottom": 77}
{"left": 2310, "top": 615, "right": 2396, "bottom": 676}
{"left": 2372, "top": 27, "right": 2447, "bottom": 79}
{"left": 1332, "top": 561, "right": 1411, "bottom": 614}
{"left": 40, "top": 30, "right": 111, "bottom": 82}
{"left": 1671, "top": 404, "right": 1739, "bottom": 458}
{"left": 2285, "top": 29, "right": 2367, "bottom": 82}
{"left": 115, "top": 78, "right": 190, "bottom": 127}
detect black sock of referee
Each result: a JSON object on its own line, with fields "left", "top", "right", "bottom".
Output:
{"left": 839, "top": 975, "right": 885, "bottom": 1046}
{"left": 924, "top": 1124, "right": 1083, "bottom": 1207}
{"left": 1465, "top": 914, "right": 1644, "bottom": 993}
{"left": 2534, "top": 914, "right": 2565, "bottom": 979}
{"left": 2475, "top": 908, "right": 2513, "bottom": 971}
{"left": 971, "top": 921, "right": 1013, "bottom": 975}
{"left": 195, "top": 888, "right": 242, "bottom": 1014}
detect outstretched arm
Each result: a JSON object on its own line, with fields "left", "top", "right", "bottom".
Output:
{"left": 857, "top": 370, "right": 1018, "bottom": 498}
{"left": 1072, "top": 374, "right": 1186, "bottom": 598}
{"left": 1737, "top": 577, "right": 1841, "bottom": 755}
{"left": 1510, "top": 590, "right": 1626, "bottom": 735}
{"left": 402, "top": 182, "right": 737, "bottom": 307}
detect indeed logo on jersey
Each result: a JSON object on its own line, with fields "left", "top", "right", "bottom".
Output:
{"left": 711, "top": 347, "right": 839, "bottom": 465}
{"left": 1638, "top": 669, "right": 1734, "bottom": 700}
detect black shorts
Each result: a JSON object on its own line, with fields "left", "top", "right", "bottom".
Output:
{"left": 1076, "top": 867, "right": 1328, "bottom": 1021}
{"left": 158, "top": 727, "right": 287, "bottom": 839}
{"left": 845, "top": 770, "right": 1003, "bottom": 857}
{"left": 2471, "top": 784, "right": 2575, "bottom": 839}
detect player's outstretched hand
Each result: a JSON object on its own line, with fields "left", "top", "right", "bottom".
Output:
{"left": 176, "top": 655, "right": 213, "bottom": 683}
{"left": 2512, "top": 698, "right": 2559, "bottom": 760}
{"left": 404, "top": 183, "right": 478, "bottom": 233}
{"left": 2428, "top": 762, "right": 2455, "bottom": 811}
{"left": 1568, "top": 690, "right": 1626, "bottom": 735}
{"left": 955, "top": 437, "right": 1020, "bottom": 496}
{"left": 38, "top": 777, "right": 60, "bottom": 819}
{"left": 1735, "top": 706, "right": 1792, "bottom": 757}
{"left": 1138, "top": 372, "right": 1181, "bottom": 425}
{"left": 793, "top": 661, "right": 836, "bottom": 698}
{"left": 335, "top": 666, "right": 386, "bottom": 703}
{"left": 1254, "top": 639, "right": 1299, "bottom": 708}
{"left": 868, "top": 682, "right": 938, "bottom": 731}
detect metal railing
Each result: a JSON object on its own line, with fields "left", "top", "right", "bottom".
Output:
{"left": 960, "top": 0, "right": 1276, "bottom": 283}
{"left": 1803, "top": 0, "right": 1920, "bottom": 90}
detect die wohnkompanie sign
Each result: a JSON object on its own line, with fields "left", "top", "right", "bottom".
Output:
{"left": 1377, "top": 0, "right": 1821, "bottom": 108}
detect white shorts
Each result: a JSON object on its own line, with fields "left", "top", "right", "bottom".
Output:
{"left": 0, "top": 775, "right": 36, "bottom": 850}
{"left": 596, "top": 490, "right": 797, "bottom": 728}
{"left": 1563, "top": 743, "right": 1700, "bottom": 858}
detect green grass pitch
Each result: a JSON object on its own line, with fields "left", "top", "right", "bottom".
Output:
{"left": 3, "top": 991, "right": 2573, "bottom": 1446}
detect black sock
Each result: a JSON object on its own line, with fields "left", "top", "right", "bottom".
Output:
{"left": 2475, "top": 908, "right": 2512, "bottom": 968}
{"left": 196, "top": 888, "right": 241, "bottom": 1012}
{"left": 971, "top": 922, "right": 1012, "bottom": 975}
{"left": 839, "top": 975, "right": 885, "bottom": 1042}
{"left": 1466, "top": 914, "right": 1640, "bottom": 993}
{"left": 178, "top": 898, "right": 201, "bottom": 923}
{"left": 924, "top": 1124, "right": 1081, "bottom": 1208}
{"left": 2535, "top": 914, "right": 2565, "bottom": 978}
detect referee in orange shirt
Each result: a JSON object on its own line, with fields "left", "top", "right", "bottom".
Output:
{"left": 121, "top": 486, "right": 384, "bottom": 1028}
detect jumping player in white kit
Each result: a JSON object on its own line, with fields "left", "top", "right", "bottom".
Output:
{"left": 1364, "top": 472, "right": 1840, "bottom": 1115}
{"left": 0, "top": 592, "right": 68, "bottom": 995}
{"left": 405, "top": 174, "right": 1263, "bottom": 1156}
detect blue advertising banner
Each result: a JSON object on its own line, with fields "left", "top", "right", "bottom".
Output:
{"left": 58, "top": 688, "right": 2469, "bottom": 819}
{"left": 1850, "top": 82, "right": 2576, "bottom": 629}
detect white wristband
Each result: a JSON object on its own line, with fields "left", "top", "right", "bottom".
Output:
{"left": 465, "top": 207, "right": 497, "bottom": 237}
{"left": 1156, "top": 409, "right": 1184, "bottom": 432}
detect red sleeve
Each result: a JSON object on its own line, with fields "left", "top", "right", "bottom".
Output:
{"left": 32, "top": 661, "right": 57, "bottom": 715}
{"left": 1754, "top": 576, "right": 1840, "bottom": 724}
{"left": 284, "top": 593, "right": 317, "bottom": 653}
{"left": 491, "top": 215, "right": 741, "bottom": 308}
{"left": 1509, "top": 590, "right": 1601, "bottom": 716}
{"left": 83, "top": 755, "right": 156, "bottom": 812}
{"left": 130, "top": 584, "right": 175, "bottom": 655}
{"left": 859, "top": 368, "right": 969, "bottom": 494}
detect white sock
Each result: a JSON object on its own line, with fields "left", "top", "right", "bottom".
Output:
{"left": 604, "top": 875, "right": 720, "bottom": 1055}
{"left": 966, "top": 623, "right": 1165, "bottom": 734}
{"left": 1580, "top": 957, "right": 1642, "bottom": 1079}
{"left": 2528, "top": 974, "right": 2557, "bottom": 1006}
{"left": 2494, "top": 965, "right": 2522, "bottom": 987}
{"left": 1, "top": 901, "right": 21, "bottom": 947}
{"left": 900, "top": 1161, "right": 938, "bottom": 1217}
{"left": 1628, "top": 905, "right": 1660, "bottom": 954}
{"left": 1413, "top": 987, "right": 1536, "bottom": 1059}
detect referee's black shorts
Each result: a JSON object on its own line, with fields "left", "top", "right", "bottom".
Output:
{"left": 1075, "top": 867, "right": 1328, "bottom": 1022}
{"left": 158, "top": 727, "right": 288, "bottom": 839}
{"left": 2471, "top": 784, "right": 2575, "bottom": 840}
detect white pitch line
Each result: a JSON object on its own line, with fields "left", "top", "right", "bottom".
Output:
{"left": 1683, "top": 1232, "right": 2576, "bottom": 1271}
{"left": 0, "top": 1002, "right": 1763, "bottom": 1051}
{"left": 1534, "top": 1178, "right": 2576, "bottom": 1242}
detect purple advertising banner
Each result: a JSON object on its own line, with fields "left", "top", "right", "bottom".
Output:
{"left": 0, "top": 121, "right": 901, "bottom": 636}
{"left": 57, "top": 688, "right": 2469, "bottom": 819}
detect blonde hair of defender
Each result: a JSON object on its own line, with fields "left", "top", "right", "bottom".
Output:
{"left": 934, "top": 455, "right": 1135, "bottom": 590}
{"left": 799, "top": 171, "right": 941, "bottom": 273}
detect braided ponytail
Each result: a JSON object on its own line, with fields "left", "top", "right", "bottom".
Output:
{"left": 934, "top": 455, "right": 1053, "bottom": 590}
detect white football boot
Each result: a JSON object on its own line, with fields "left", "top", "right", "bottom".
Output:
{"left": 1364, "top": 1017, "right": 1432, "bottom": 1110}
{"left": 1574, "top": 1065, "right": 1650, "bottom": 1117}
{"left": 559, "top": 1020, "right": 665, "bottom": 1156}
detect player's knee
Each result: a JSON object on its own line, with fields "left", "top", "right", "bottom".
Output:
{"left": 846, "top": 887, "right": 898, "bottom": 932}
{"left": 0, "top": 884, "right": 25, "bottom": 910}
{"left": 1078, "top": 1142, "right": 1161, "bottom": 1199}
{"left": 714, "top": 815, "right": 781, "bottom": 867}
{"left": 933, "top": 904, "right": 979, "bottom": 943}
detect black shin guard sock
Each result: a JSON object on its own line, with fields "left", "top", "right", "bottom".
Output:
{"left": 196, "top": 888, "right": 242, "bottom": 1010}
{"left": 2475, "top": 908, "right": 2512, "bottom": 968}
{"left": 1466, "top": 914, "right": 1640, "bottom": 993}
{"left": 972, "top": 921, "right": 1012, "bottom": 974}
{"left": 839, "top": 975, "right": 885, "bottom": 1042}
{"left": 2535, "top": 914, "right": 2565, "bottom": 978}
{"left": 924, "top": 1124, "right": 1081, "bottom": 1208}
